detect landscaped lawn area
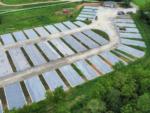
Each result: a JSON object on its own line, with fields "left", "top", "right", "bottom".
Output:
{"left": 132, "top": 0, "right": 149, "bottom": 7}
{"left": 0, "top": 2, "right": 82, "bottom": 34}
{"left": 1, "top": 0, "right": 56, "bottom": 4}
{"left": 8, "top": 14, "right": 150, "bottom": 113}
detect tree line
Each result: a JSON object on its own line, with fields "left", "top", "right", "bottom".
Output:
{"left": 138, "top": 1, "right": 150, "bottom": 25}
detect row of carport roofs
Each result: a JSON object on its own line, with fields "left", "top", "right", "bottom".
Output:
{"left": 76, "top": 15, "right": 145, "bottom": 61}
{"left": 0, "top": 21, "right": 124, "bottom": 111}
{"left": 75, "top": 21, "right": 145, "bottom": 58}
{"left": 76, "top": 6, "right": 98, "bottom": 21}
{"left": 114, "top": 15, "right": 146, "bottom": 58}
{"left": 0, "top": 20, "right": 143, "bottom": 111}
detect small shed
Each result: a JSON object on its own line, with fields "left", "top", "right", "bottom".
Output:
{"left": 63, "top": 9, "right": 70, "bottom": 14}
{"left": 103, "top": 1, "right": 117, "bottom": 8}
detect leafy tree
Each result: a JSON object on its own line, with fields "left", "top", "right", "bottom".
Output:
{"left": 0, "top": 16, "right": 2, "bottom": 24}
{"left": 53, "top": 87, "right": 66, "bottom": 103}
{"left": 106, "top": 111, "right": 114, "bottom": 113}
{"left": 54, "top": 102, "right": 70, "bottom": 113}
{"left": 124, "top": 0, "right": 131, "bottom": 7}
{"left": 121, "top": 80, "right": 137, "bottom": 99}
{"left": 137, "top": 93, "right": 150, "bottom": 113}
{"left": 113, "top": 61, "right": 125, "bottom": 70}
{"left": 105, "top": 88, "right": 121, "bottom": 112}
{"left": 140, "top": 78, "right": 150, "bottom": 93}
{"left": 121, "top": 103, "right": 135, "bottom": 113}
{"left": 90, "top": 82, "right": 107, "bottom": 98}
{"left": 84, "top": 99, "right": 106, "bottom": 113}
{"left": 46, "top": 87, "right": 66, "bottom": 103}
{"left": 112, "top": 72, "right": 127, "bottom": 90}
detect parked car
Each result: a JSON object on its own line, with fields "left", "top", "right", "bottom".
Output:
{"left": 117, "top": 11, "right": 125, "bottom": 15}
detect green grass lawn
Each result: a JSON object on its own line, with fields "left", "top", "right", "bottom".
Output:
{"left": 132, "top": 0, "right": 149, "bottom": 7}
{"left": 0, "top": 2, "right": 82, "bottom": 34}
{"left": 7, "top": 14, "right": 150, "bottom": 113}
{"left": 1, "top": 0, "right": 56, "bottom": 4}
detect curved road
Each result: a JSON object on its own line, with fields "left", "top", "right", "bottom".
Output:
{"left": 0, "top": 6, "right": 137, "bottom": 87}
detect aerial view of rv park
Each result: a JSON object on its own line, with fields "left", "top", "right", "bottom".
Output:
{"left": 0, "top": 0, "right": 149, "bottom": 113}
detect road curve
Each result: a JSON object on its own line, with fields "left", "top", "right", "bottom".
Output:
{"left": 0, "top": 6, "right": 137, "bottom": 87}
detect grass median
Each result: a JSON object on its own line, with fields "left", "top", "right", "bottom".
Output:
{"left": 0, "top": 2, "right": 82, "bottom": 34}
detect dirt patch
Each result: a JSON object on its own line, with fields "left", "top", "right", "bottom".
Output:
{"left": 82, "top": 2, "right": 101, "bottom": 7}
{"left": 76, "top": 4, "right": 83, "bottom": 10}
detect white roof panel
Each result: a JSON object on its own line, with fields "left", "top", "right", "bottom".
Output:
{"left": 112, "top": 50, "right": 134, "bottom": 61}
{"left": 121, "top": 38, "right": 146, "bottom": 47}
{"left": 13, "top": 31, "right": 28, "bottom": 41}
{"left": 74, "top": 60, "right": 98, "bottom": 80}
{"left": 12, "top": 33, "right": 47, "bottom": 102}
{"left": 24, "top": 45, "right": 47, "bottom": 65}
{"left": 100, "top": 51, "right": 127, "bottom": 65}
{"left": 4, "top": 83, "right": 26, "bottom": 110}
{"left": 73, "top": 32, "right": 99, "bottom": 48}
{"left": 0, "top": 39, "right": 13, "bottom": 77}
{"left": 59, "top": 65, "right": 84, "bottom": 87}
{"left": 44, "top": 25, "right": 59, "bottom": 34}
{"left": 1, "top": 34, "right": 26, "bottom": 110}
{"left": 50, "top": 38, "right": 74, "bottom": 56}
{"left": 78, "top": 14, "right": 95, "bottom": 19}
{"left": 115, "top": 19, "right": 134, "bottom": 23}
{"left": 53, "top": 23, "right": 69, "bottom": 31}
{"left": 118, "top": 15, "right": 131, "bottom": 19}
{"left": 63, "top": 22, "right": 99, "bottom": 48}
{"left": 56, "top": 22, "right": 87, "bottom": 52}
{"left": 24, "top": 29, "right": 38, "bottom": 39}
{"left": 64, "top": 22, "right": 108, "bottom": 45}
{"left": 83, "top": 30, "right": 108, "bottom": 45}
{"left": 1, "top": 34, "right": 15, "bottom": 45}
{"left": 0, "top": 51, "right": 13, "bottom": 77}
{"left": 25, "top": 29, "right": 61, "bottom": 60}
{"left": 84, "top": 6, "right": 98, "bottom": 10}
{"left": 82, "top": 8, "right": 97, "bottom": 13}
{"left": 74, "top": 21, "right": 87, "bottom": 27}
{"left": 116, "top": 23, "right": 136, "bottom": 28}
{"left": 34, "top": 27, "right": 50, "bottom": 37}
{"left": 43, "top": 71, "right": 68, "bottom": 91}
{"left": 54, "top": 23, "right": 68, "bottom": 31}
{"left": 76, "top": 17, "right": 86, "bottom": 21}
{"left": 38, "top": 42, "right": 61, "bottom": 60}
{"left": 88, "top": 55, "right": 112, "bottom": 74}
{"left": 119, "top": 27, "right": 139, "bottom": 33}
{"left": 21, "top": 29, "right": 48, "bottom": 65}
{"left": 120, "top": 33, "right": 142, "bottom": 39}
{"left": 117, "top": 44, "right": 145, "bottom": 58}
{"left": 63, "top": 35, "right": 87, "bottom": 52}
{"left": 81, "top": 11, "right": 96, "bottom": 16}
{"left": 63, "top": 21, "right": 78, "bottom": 29}
{"left": 24, "top": 77, "right": 46, "bottom": 102}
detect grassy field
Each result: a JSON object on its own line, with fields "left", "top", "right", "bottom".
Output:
{"left": 0, "top": 2, "right": 82, "bottom": 34}
{"left": 132, "top": 0, "right": 149, "bottom": 7}
{"left": 1, "top": 0, "right": 56, "bottom": 4}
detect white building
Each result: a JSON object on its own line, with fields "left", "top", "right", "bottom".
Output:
{"left": 103, "top": 1, "right": 117, "bottom": 8}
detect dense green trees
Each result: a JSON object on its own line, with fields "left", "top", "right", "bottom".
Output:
{"left": 124, "top": 0, "right": 131, "bottom": 7}
{"left": 137, "top": 93, "right": 150, "bottom": 113}
{"left": 138, "top": 0, "right": 150, "bottom": 25}
{"left": 8, "top": 63, "right": 150, "bottom": 113}
{"left": 0, "top": 16, "right": 2, "bottom": 24}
